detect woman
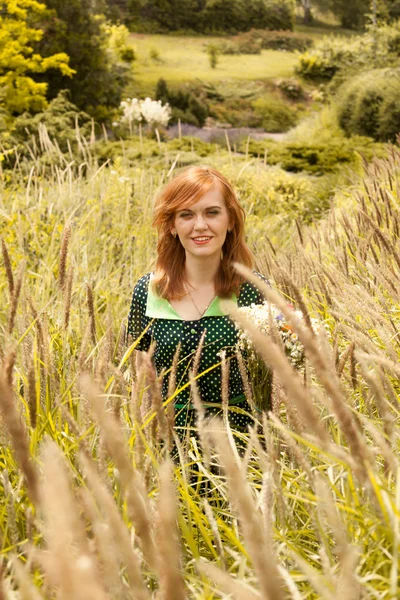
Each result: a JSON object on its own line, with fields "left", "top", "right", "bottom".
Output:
{"left": 127, "top": 165, "right": 267, "bottom": 438}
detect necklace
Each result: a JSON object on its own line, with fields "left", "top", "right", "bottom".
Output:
{"left": 187, "top": 289, "right": 215, "bottom": 318}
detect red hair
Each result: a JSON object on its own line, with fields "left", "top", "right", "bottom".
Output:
{"left": 153, "top": 165, "right": 254, "bottom": 300}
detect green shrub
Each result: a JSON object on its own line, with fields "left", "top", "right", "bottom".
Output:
{"left": 209, "top": 97, "right": 262, "bottom": 128}
{"left": 252, "top": 97, "right": 298, "bottom": 132}
{"left": 206, "top": 44, "right": 220, "bottom": 68}
{"left": 217, "top": 29, "right": 313, "bottom": 55}
{"left": 241, "top": 136, "right": 387, "bottom": 174}
{"left": 155, "top": 79, "right": 209, "bottom": 126}
{"left": 296, "top": 22, "right": 400, "bottom": 83}
{"left": 9, "top": 91, "right": 92, "bottom": 151}
{"left": 275, "top": 78, "right": 306, "bottom": 100}
{"left": 337, "top": 68, "right": 400, "bottom": 142}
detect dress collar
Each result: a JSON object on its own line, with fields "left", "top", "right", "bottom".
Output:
{"left": 145, "top": 273, "right": 237, "bottom": 319}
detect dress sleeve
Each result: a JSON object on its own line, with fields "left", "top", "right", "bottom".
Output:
{"left": 238, "top": 271, "right": 270, "bottom": 307}
{"left": 126, "top": 274, "right": 152, "bottom": 352}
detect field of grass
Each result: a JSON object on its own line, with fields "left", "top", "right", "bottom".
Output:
{"left": 127, "top": 23, "right": 356, "bottom": 97}
{"left": 128, "top": 34, "right": 299, "bottom": 96}
{"left": 0, "top": 129, "right": 399, "bottom": 597}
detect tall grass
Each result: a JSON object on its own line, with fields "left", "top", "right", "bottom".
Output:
{"left": 0, "top": 129, "right": 399, "bottom": 597}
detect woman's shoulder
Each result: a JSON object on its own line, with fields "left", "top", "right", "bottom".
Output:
{"left": 131, "top": 272, "right": 152, "bottom": 303}
{"left": 238, "top": 270, "right": 269, "bottom": 307}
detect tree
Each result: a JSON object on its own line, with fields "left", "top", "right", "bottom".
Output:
{"left": 35, "top": 0, "right": 132, "bottom": 117}
{"left": 0, "top": 0, "right": 73, "bottom": 114}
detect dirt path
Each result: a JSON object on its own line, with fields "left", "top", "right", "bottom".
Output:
{"left": 167, "top": 124, "right": 287, "bottom": 144}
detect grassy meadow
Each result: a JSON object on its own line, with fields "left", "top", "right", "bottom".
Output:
{"left": 128, "top": 33, "right": 299, "bottom": 95}
{"left": 0, "top": 126, "right": 399, "bottom": 597}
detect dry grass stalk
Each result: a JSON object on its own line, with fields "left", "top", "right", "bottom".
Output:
{"left": 261, "top": 470, "right": 274, "bottom": 543}
{"left": 3, "top": 347, "right": 16, "bottom": 387}
{"left": 78, "top": 320, "right": 91, "bottom": 372}
{"left": 63, "top": 265, "right": 74, "bottom": 330}
{"left": 79, "top": 487, "right": 123, "bottom": 596}
{"left": 290, "top": 551, "right": 335, "bottom": 600}
{"left": 191, "top": 331, "right": 205, "bottom": 377}
{"left": 156, "top": 460, "right": 186, "bottom": 600}
{"left": 208, "top": 421, "right": 285, "bottom": 600}
{"left": 80, "top": 375, "right": 158, "bottom": 570}
{"left": 0, "top": 375, "right": 39, "bottom": 506}
{"left": 58, "top": 222, "right": 71, "bottom": 289}
{"left": 359, "top": 415, "right": 398, "bottom": 475}
{"left": 27, "top": 296, "right": 45, "bottom": 359}
{"left": 8, "top": 261, "right": 24, "bottom": 334}
{"left": 80, "top": 454, "right": 150, "bottom": 599}
{"left": 314, "top": 476, "right": 361, "bottom": 600}
{"left": 189, "top": 372, "right": 211, "bottom": 468}
{"left": 12, "top": 557, "right": 43, "bottom": 600}
{"left": 198, "top": 560, "right": 260, "bottom": 600}
{"left": 349, "top": 342, "right": 357, "bottom": 389}
{"left": 203, "top": 500, "right": 225, "bottom": 567}
{"left": 130, "top": 370, "right": 146, "bottom": 471}
{"left": 166, "top": 343, "right": 180, "bottom": 432}
{"left": 2, "top": 471, "right": 19, "bottom": 547}
{"left": 39, "top": 440, "right": 108, "bottom": 600}
{"left": 336, "top": 344, "right": 353, "bottom": 378}
{"left": 235, "top": 351, "right": 256, "bottom": 415}
{"left": 1, "top": 236, "right": 14, "bottom": 296}
{"left": 86, "top": 283, "right": 96, "bottom": 344}
{"left": 106, "top": 307, "right": 114, "bottom": 364}
{"left": 282, "top": 274, "right": 314, "bottom": 334}
{"left": 27, "top": 362, "right": 37, "bottom": 429}
{"left": 269, "top": 414, "right": 314, "bottom": 484}
{"left": 141, "top": 351, "right": 168, "bottom": 444}
{"left": 220, "top": 350, "right": 229, "bottom": 424}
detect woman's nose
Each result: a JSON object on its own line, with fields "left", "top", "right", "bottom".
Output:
{"left": 194, "top": 215, "right": 208, "bottom": 230}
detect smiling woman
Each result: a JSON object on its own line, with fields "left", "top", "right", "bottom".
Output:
{"left": 127, "top": 166, "right": 269, "bottom": 438}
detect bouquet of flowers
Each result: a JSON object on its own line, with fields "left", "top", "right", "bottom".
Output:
{"left": 236, "top": 301, "right": 321, "bottom": 410}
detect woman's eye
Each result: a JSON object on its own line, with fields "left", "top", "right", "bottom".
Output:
{"left": 179, "top": 213, "right": 192, "bottom": 218}
{"left": 207, "top": 210, "right": 219, "bottom": 215}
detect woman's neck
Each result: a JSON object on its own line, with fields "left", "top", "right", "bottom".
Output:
{"left": 184, "top": 253, "right": 220, "bottom": 289}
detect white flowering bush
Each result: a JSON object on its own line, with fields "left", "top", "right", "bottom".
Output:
{"left": 236, "top": 302, "right": 322, "bottom": 409}
{"left": 118, "top": 97, "right": 171, "bottom": 133}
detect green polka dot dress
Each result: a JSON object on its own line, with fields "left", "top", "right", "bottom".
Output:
{"left": 127, "top": 271, "right": 269, "bottom": 436}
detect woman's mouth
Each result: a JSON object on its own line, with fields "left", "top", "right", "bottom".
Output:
{"left": 192, "top": 236, "right": 212, "bottom": 245}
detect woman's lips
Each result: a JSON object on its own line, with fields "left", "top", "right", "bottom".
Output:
{"left": 192, "top": 236, "right": 212, "bottom": 245}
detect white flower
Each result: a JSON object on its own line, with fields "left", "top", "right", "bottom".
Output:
{"left": 120, "top": 97, "right": 142, "bottom": 126}
{"left": 139, "top": 97, "right": 171, "bottom": 127}
{"left": 235, "top": 301, "right": 322, "bottom": 368}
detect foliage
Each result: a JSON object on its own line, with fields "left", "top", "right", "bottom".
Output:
{"left": 208, "top": 97, "right": 263, "bottom": 127}
{"left": 9, "top": 90, "right": 92, "bottom": 148}
{"left": 101, "top": 21, "right": 135, "bottom": 63}
{"left": 337, "top": 68, "right": 400, "bottom": 141}
{"left": 34, "top": 0, "right": 133, "bottom": 118}
{"left": 206, "top": 43, "right": 220, "bottom": 69}
{"left": 123, "top": 0, "right": 295, "bottom": 33}
{"left": 242, "top": 135, "right": 387, "bottom": 174}
{"left": 155, "top": 79, "right": 209, "bottom": 127}
{"left": 296, "top": 21, "right": 400, "bottom": 82}
{"left": 0, "top": 0, "right": 74, "bottom": 115}
{"left": 217, "top": 28, "right": 314, "bottom": 54}
{"left": 275, "top": 77, "right": 306, "bottom": 99}
{"left": 252, "top": 97, "right": 298, "bottom": 132}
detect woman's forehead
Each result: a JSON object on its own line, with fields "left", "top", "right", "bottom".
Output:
{"left": 177, "top": 184, "right": 226, "bottom": 211}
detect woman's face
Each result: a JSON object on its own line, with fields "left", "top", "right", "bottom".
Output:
{"left": 172, "top": 184, "right": 232, "bottom": 261}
